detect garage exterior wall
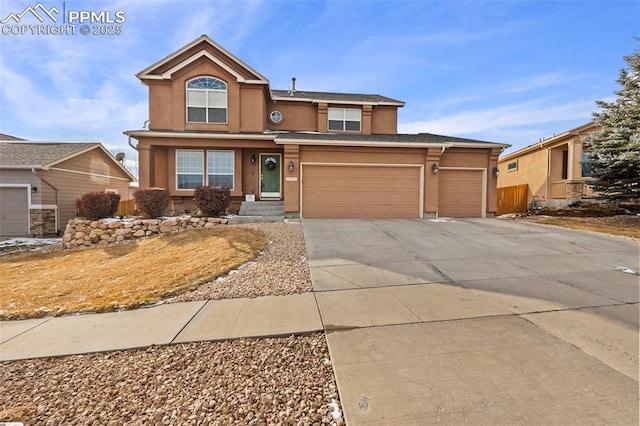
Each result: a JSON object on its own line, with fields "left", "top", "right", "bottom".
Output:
{"left": 282, "top": 145, "right": 501, "bottom": 218}
{"left": 0, "top": 170, "right": 58, "bottom": 237}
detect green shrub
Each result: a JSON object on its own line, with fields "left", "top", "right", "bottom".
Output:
{"left": 193, "top": 186, "right": 231, "bottom": 216}
{"left": 134, "top": 188, "right": 169, "bottom": 218}
{"left": 80, "top": 192, "right": 120, "bottom": 220}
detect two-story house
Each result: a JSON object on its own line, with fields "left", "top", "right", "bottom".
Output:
{"left": 497, "top": 122, "right": 598, "bottom": 208}
{"left": 125, "top": 35, "right": 509, "bottom": 218}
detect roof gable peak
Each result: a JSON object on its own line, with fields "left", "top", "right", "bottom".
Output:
{"left": 136, "top": 34, "right": 269, "bottom": 84}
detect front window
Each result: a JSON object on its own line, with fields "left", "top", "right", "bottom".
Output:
{"left": 176, "top": 150, "right": 204, "bottom": 189}
{"left": 328, "top": 108, "right": 361, "bottom": 132}
{"left": 581, "top": 152, "right": 592, "bottom": 177}
{"left": 187, "top": 77, "right": 228, "bottom": 123}
{"left": 207, "top": 150, "right": 234, "bottom": 188}
{"left": 176, "top": 149, "right": 235, "bottom": 190}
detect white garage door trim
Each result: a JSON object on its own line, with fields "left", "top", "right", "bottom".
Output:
{"left": 438, "top": 167, "right": 487, "bottom": 218}
{"left": 300, "top": 162, "right": 424, "bottom": 219}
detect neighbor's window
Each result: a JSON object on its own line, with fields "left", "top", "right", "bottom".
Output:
{"left": 581, "top": 152, "right": 592, "bottom": 177}
{"left": 176, "top": 149, "right": 204, "bottom": 189}
{"left": 207, "top": 150, "right": 234, "bottom": 189}
{"left": 186, "top": 77, "right": 228, "bottom": 123}
{"left": 328, "top": 108, "right": 361, "bottom": 132}
{"left": 507, "top": 160, "right": 518, "bottom": 171}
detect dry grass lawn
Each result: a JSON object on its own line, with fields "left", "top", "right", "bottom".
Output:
{"left": 0, "top": 227, "right": 268, "bottom": 320}
{"left": 526, "top": 215, "right": 640, "bottom": 239}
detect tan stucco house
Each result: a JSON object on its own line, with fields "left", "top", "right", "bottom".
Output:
{"left": 125, "top": 35, "right": 509, "bottom": 219}
{"left": 0, "top": 141, "right": 136, "bottom": 237}
{"left": 497, "top": 122, "right": 598, "bottom": 207}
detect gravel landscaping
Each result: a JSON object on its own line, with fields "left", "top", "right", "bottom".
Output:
{"left": 170, "top": 222, "right": 313, "bottom": 302}
{"left": 0, "top": 221, "right": 343, "bottom": 424}
{"left": 0, "top": 334, "right": 343, "bottom": 425}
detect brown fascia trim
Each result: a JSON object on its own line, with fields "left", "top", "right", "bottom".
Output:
{"left": 124, "top": 130, "right": 277, "bottom": 141}
{"left": 274, "top": 138, "right": 507, "bottom": 149}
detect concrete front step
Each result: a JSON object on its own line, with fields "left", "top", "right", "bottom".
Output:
{"left": 239, "top": 201, "right": 285, "bottom": 216}
{"left": 226, "top": 215, "right": 285, "bottom": 224}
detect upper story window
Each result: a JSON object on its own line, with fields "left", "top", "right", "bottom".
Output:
{"left": 186, "top": 77, "right": 227, "bottom": 124}
{"left": 328, "top": 108, "right": 361, "bottom": 132}
{"left": 507, "top": 160, "right": 518, "bottom": 171}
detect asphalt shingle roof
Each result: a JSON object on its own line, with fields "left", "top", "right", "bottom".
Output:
{"left": 275, "top": 132, "right": 506, "bottom": 146}
{"left": 271, "top": 90, "right": 404, "bottom": 105}
{"left": 0, "top": 142, "right": 100, "bottom": 167}
{"left": 0, "top": 133, "right": 26, "bottom": 141}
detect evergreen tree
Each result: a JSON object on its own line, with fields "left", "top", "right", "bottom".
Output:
{"left": 583, "top": 42, "right": 640, "bottom": 201}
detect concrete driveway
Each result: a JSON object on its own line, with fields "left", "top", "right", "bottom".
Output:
{"left": 302, "top": 218, "right": 639, "bottom": 425}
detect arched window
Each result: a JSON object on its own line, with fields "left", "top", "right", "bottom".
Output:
{"left": 186, "top": 77, "right": 227, "bottom": 123}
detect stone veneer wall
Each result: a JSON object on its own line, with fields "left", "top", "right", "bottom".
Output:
{"left": 63, "top": 216, "right": 228, "bottom": 249}
{"left": 30, "top": 208, "right": 57, "bottom": 237}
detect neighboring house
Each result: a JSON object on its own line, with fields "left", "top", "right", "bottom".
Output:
{"left": 497, "top": 122, "right": 598, "bottom": 208}
{"left": 0, "top": 141, "right": 136, "bottom": 237}
{"left": 125, "top": 35, "right": 509, "bottom": 219}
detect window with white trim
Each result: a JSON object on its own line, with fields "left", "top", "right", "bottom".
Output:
{"left": 328, "top": 108, "right": 361, "bottom": 132}
{"left": 186, "top": 77, "right": 228, "bottom": 123}
{"left": 507, "top": 160, "right": 518, "bottom": 171}
{"left": 176, "top": 150, "right": 204, "bottom": 189}
{"left": 207, "top": 150, "right": 234, "bottom": 189}
{"left": 176, "top": 149, "right": 235, "bottom": 190}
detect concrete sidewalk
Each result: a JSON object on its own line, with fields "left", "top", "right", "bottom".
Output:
{"left": 0, "top": 293, "right": 322, "bottom": 362}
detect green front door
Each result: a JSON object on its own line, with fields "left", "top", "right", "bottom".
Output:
{"left": 260, "top": 154, "right": 281, "bottom": 198}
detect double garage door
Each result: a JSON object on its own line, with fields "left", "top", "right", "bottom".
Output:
{"left": 0, "top": 187, "right": 29, "bottom": 237}
{"left": 302, "top": 165, "right": 422, "bottom": 218}
{"left": 301, "top": 165, "right": 484, "bottom": 218}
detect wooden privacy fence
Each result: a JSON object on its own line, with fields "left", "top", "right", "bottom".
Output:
{"left": 77, "top": 198, "right": 137, "bottom": 218}
{"left": 497, "top": 184, "right": 528, "bottom": 216}
{"left": 115, "top": 199, "right": 137, "bottom": 216}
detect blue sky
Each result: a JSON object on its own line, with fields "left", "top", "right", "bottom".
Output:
{"left": 0, "top": 0, "right": 637, "bottom": 174}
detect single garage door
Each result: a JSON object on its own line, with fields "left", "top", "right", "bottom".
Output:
{"left": 438, "top": 169, "right": 484, "bottom": 217}
{"left": 0, "top": 187, "right": 29, "bottom": 236}
{"left": 302, "top": 165, "right": 421, "bottom": 218}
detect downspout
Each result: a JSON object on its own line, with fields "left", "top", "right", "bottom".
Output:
{"left": 127, "top": 133, "right": 138, "bottom": 151}
{"left": 32, "top": 168, "right": 61, "bottom": 235}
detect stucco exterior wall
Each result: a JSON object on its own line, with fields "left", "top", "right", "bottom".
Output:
{"left": 266, "top": 102, "right": 318, "bottom": 132}
{"left": 371, "top": 106, "right": 398, "bottom": 135}
{"left": 498, "top": 148, "right": 549, "bottom": 201}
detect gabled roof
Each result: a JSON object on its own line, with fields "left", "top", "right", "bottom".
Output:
{"left": 499, "top": 121, "right": 597, "bottom": 162}
{"left": 0, "top": 141, "right": 136, "bottom": 181}
{"left": 0, "top": 133, "right": 26, "bottom": 141}
{"left": 136, "top": 34, "right": 269, "bottom": 84}
{"left": 271, "top": 90, "right": 405, "bottom": 106}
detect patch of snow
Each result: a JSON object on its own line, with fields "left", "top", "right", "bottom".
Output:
{"left": 429, "top": 218, "right": 451, "bottom": 223}
{"left": 237, "top": 261, "right": 255, "bottom": 270}
{"left": 616, "top": 266, "right": 639, "bottom": 275}
{"left": 0, "top": 238, "right": 61, "bottom": 247}
{"left": 323, "top": 358, "right": 331, "bottom": 366}
{"left": 328, "top": 399, "right": 342, "bottom": 420}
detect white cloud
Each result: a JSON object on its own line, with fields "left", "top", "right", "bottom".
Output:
{"left": 399, "top": 99, "right": 595, "bottom": 142}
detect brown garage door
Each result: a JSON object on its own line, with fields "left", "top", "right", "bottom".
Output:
{"left": 302, "top": 165, "right": 421, "bottom": 218}
{"left": 0, "top": 187, "right": 29, "bottom": 236}
{"left": 438, "top": 169, "right": 484, "bottom": 217}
